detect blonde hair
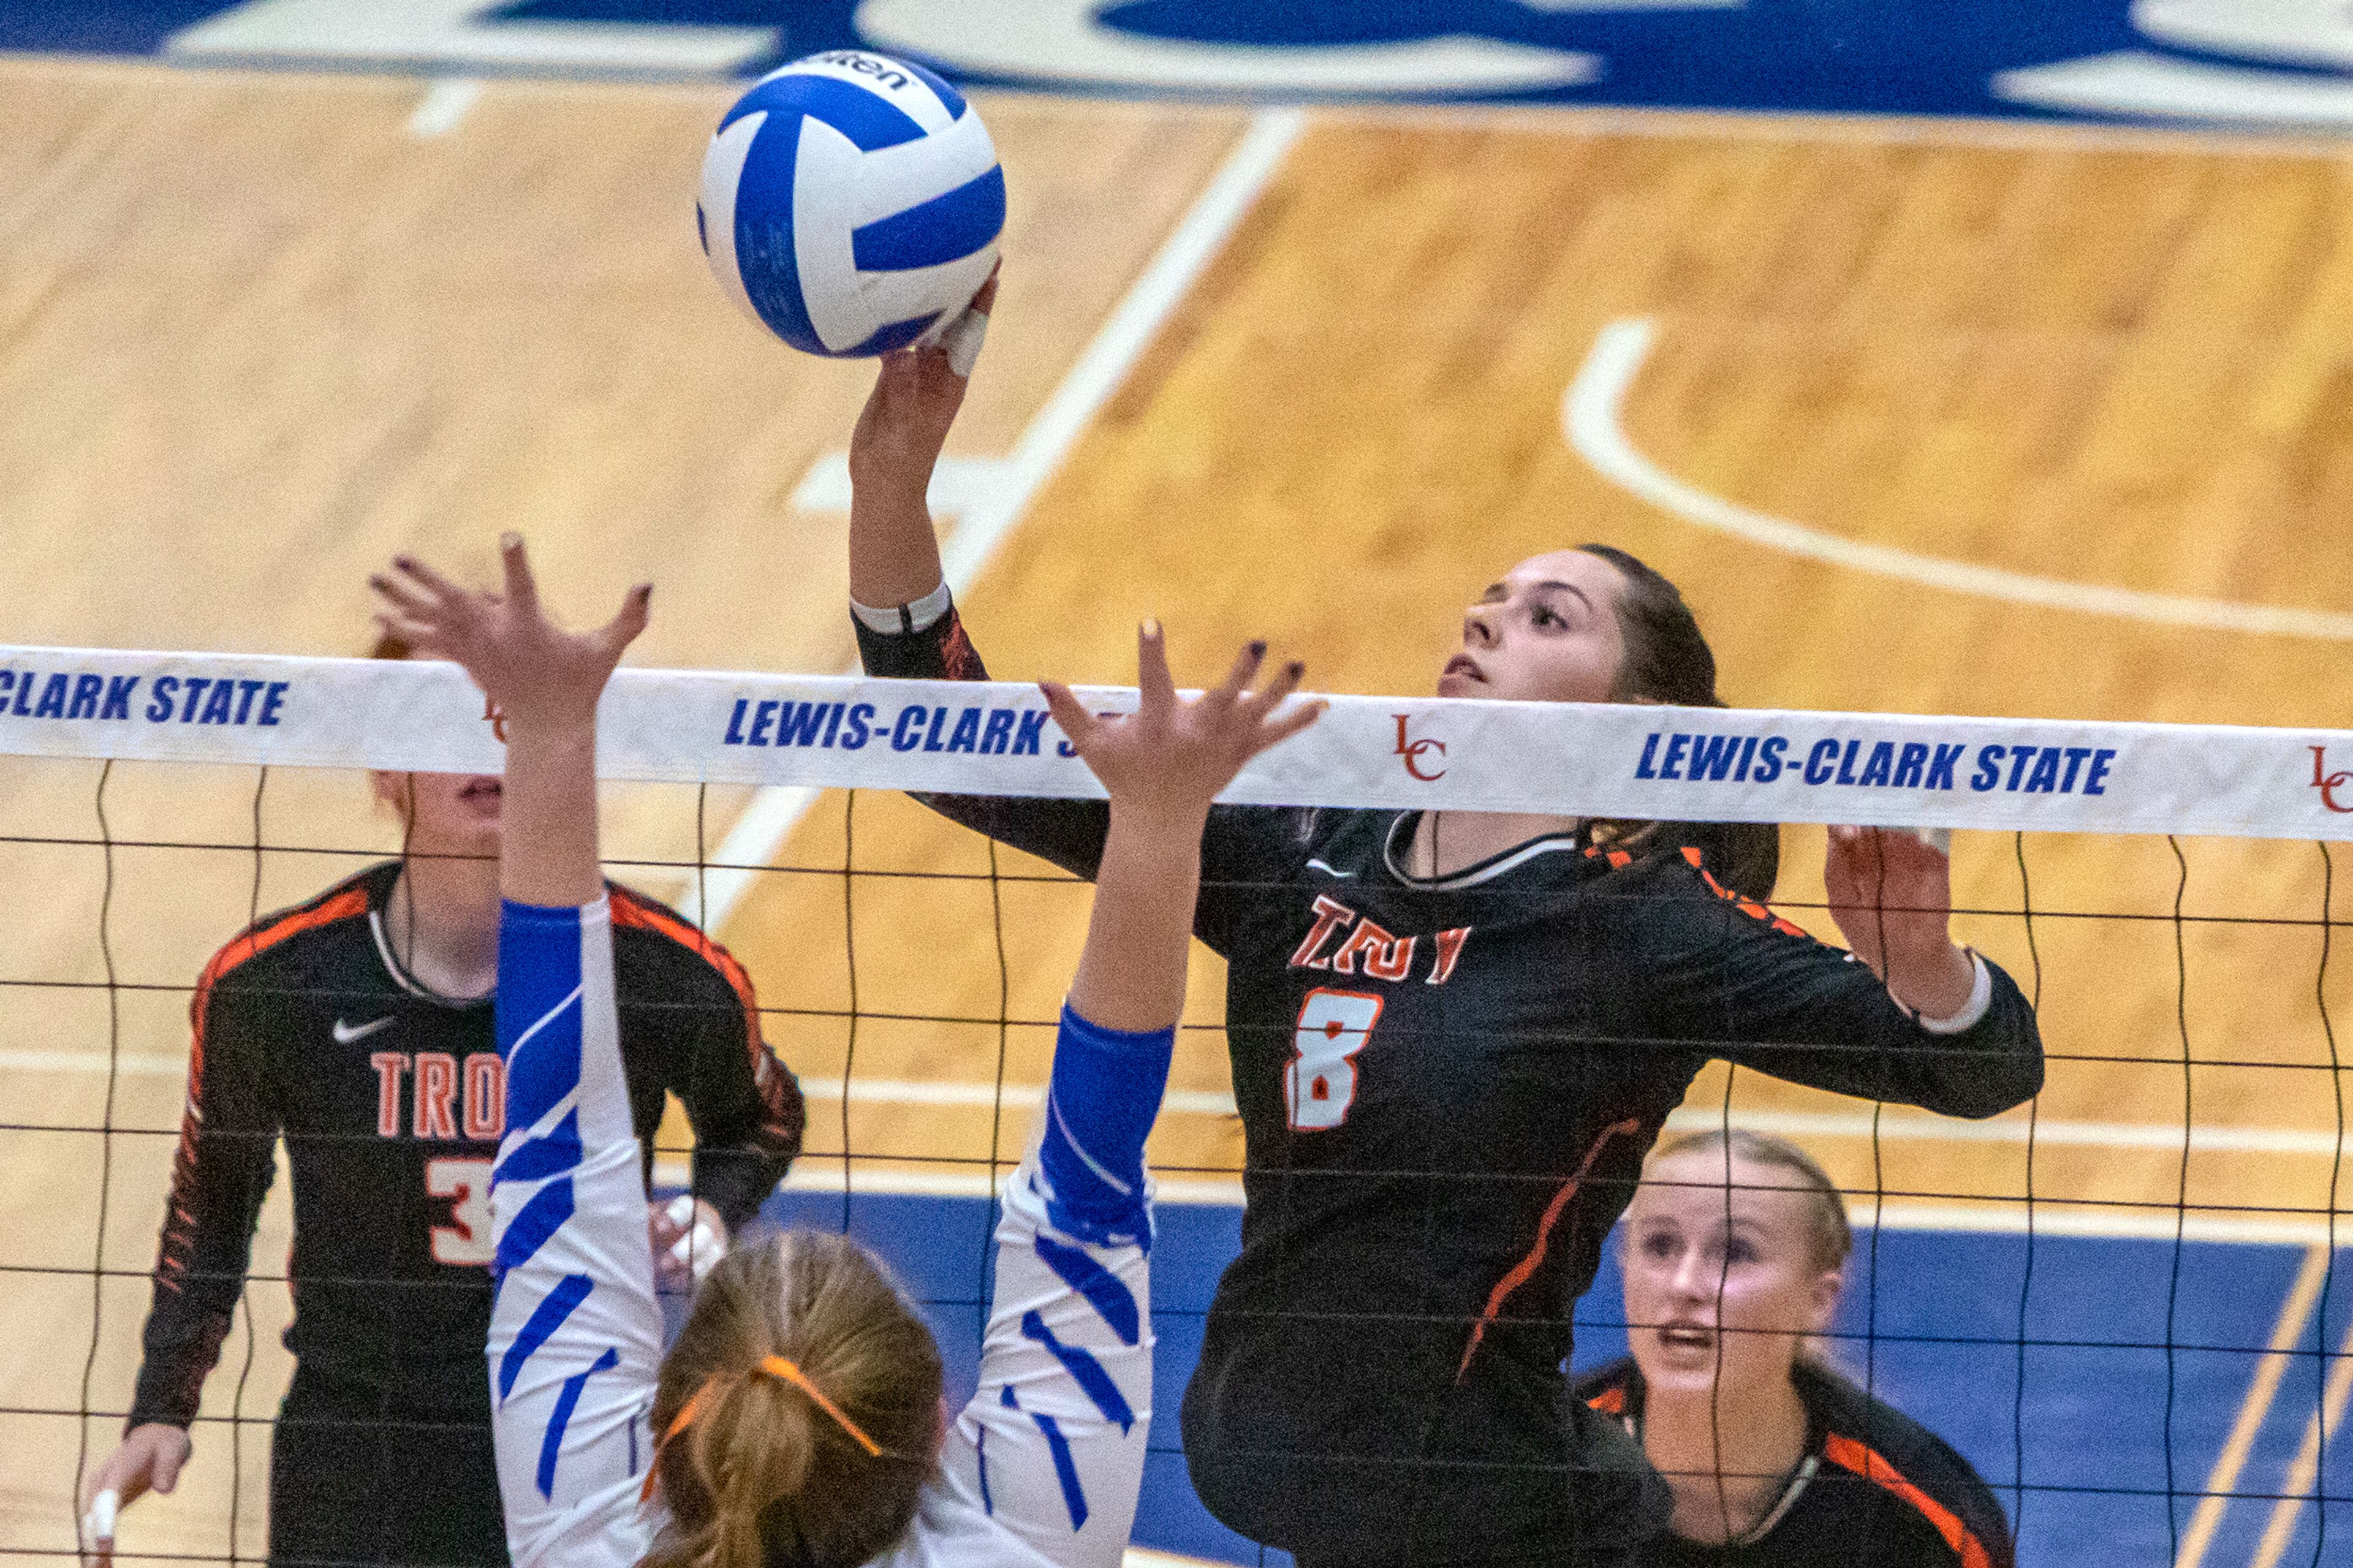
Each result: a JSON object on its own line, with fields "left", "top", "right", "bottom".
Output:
{"left": 1644, "top": 1129, "right": 1853, "bottom": 1278}
{"left": 644, "top": 1230, "right": 943, "bottom": 1568}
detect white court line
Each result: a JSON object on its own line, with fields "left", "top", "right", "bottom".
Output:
{"left": 2175, "top": 1244, "right": 2332, "bottom": 1568}
{"left": 407, "top": 77, "right": 481, "bottom": 137}
{"left": 788, "top": 453, "right": 1012, "bottom": 518}
{"left": 664, "top": 1161, "right": 2350, "bottom": 1241}
{"left": 1564, "top": 317, "right": 2353, "bottom": 641}
{"left": 1658, "top": 1106, "right": 2353, "bottom": 1159}
{"left": 11, "top": 1049, "right": 2346, "bottom": 1155}
{"left": 28, "top": 1034, "right": 2292, "bottom": 1237}
{"left": 1355, "top": 99, "right": 2353, "bottom": 164}
{"left": 2249, "top": 1297, "right": 2353, "bottom": 1567}
{"left": 676, "top": 107, "right": 1307, "bottom": 934}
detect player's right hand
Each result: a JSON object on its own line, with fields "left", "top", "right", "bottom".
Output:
{"left": 80, "top": 1423, "right": 191, "bottom": 1566}
{"left": 849, "top": 271, "right": 996, "bottom": 503}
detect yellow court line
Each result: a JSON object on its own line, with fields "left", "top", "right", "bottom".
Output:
{"left": 2175, "top": 1245, "right": 2331, "bottom": 1568}
{"left": 1564, "top": 319, "right": 2353, "bottom": 642}
{"left": 2249, "top": 1278, "right": 2353, "bottom": 1568}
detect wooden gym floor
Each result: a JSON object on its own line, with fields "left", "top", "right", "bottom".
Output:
{"left": 3, "top": 51, "right": 2352, "bottom": 1564}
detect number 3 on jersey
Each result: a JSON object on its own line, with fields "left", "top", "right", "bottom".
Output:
{"left": 426, "top": 1156, "right": 496, "bottom": 1266}
{"left": 1286, "top": 988, "right": 1382, "bottom": 1131}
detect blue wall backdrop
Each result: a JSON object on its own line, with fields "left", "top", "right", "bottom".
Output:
{"left": 10, "top": 2, "right": 2353, "bottom": 129}
{"left": 737, "top": 1187, "right": 2353, "bottom": 1568}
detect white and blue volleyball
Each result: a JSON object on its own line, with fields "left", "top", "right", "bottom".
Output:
{"left": 699, "top": 50, "right": 1004, "bottom": 357}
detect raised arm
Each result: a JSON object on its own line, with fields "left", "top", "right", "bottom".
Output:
{"left": 844, "top": 278, "right": 990, "bottom": 616}
{"left": 936, "top": 626, "right": 1319, "bottom": 1568}
{"left": 373, "top": 539, "right": 662, "bottom": 1568}
{"left": 840, "top": 278, "right": 1123, "bottom": 882}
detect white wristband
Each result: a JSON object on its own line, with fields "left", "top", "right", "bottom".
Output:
{"left": 84, "top": 1488, "right": 118, "bottom": 1550}
{"left": 851, "top": 580, "right": 953, "bottom": 636}
{"left": 941, "top": 305, "right": 988, "bottom": 379}
{"left": 1911, "top": 948, "right": 1993, "bottom": 1035}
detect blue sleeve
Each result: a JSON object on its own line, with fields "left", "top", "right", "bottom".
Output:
{"left": 920, "top": 1002, "right": 1175, "bottom": 1567}
{"left": 1034, "top": 1005, "right": 1174, "bottom": 1250}
{"left": 486, "top": 897, "right": 665, "bottom": 1568}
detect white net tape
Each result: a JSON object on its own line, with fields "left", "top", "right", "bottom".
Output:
{"left": 4, "top": 644, "right": 2351, "bottom": 838}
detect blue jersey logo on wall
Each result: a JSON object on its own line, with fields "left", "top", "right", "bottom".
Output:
{"left": 12, "top": 2, "right": 2353, "bottom": 127}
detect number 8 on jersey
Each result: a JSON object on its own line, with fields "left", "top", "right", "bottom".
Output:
{"left": 1286, "top": 988, "right": 1382, "bottom": 1131}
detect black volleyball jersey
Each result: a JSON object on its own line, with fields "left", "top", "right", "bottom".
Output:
{"left": 129, "top": 861, "right": 805, "bottom": 1430}
{"left": 1577, "top": 1358, "right": 2015, "bottom": 1568}
{"left": 856, "top": 603, "right": 2042, "bottom": 1565}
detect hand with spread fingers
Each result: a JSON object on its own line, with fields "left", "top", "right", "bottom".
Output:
{"left": 1049, "top": 624, "right": 1323, "bottom": 1034}
{"left": 1042, "top": 625, "right": 1322, "bottom": 828}
{"left": 371, "top": 533, "right": 650, "bottom": 908}
{"left": 368, "top": 534, "right": 649, "bottom": 732}
{"left": 1825, "top": 824, "right": 1975, "bottom": 1020}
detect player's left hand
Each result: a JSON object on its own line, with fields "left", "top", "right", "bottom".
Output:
{"left": 648, "top": 1195, "right": 726, "bottom": 1295}
{"left": 370, "top": 534, "right": 649, "bottom": 730}
{"left": 1825, "top": 825, "right": 1974, "bottom": 1018}
{"left": 1042, "top": 624, "right": 1324, "bottom": 822}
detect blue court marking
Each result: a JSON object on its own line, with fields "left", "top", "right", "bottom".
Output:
{"left": 16, "top": 2, "right": 2353, "bottom": 131}
{"left": 721, "top": 1186, "right": 2353, "bottom": 1567}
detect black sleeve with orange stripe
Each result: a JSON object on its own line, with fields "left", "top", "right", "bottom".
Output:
{"left": 612, "top": 893, "right": 805, "bottom": 1232}
{"left": 851, "top": 595, "right": 1297, "bottom": 957}
{"left": 852, "top": 597, "right": 1115, "bottom": 882}
{"left": 127, "top": 957, "right": 283, "bottom": 1431}
{"left": 1806, "top": 1364, "right": 2016, "bottom": 1568}
{"left": 1610, "top": 853, "right": 2043, "bottom": 1119}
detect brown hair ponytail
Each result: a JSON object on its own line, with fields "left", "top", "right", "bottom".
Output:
{"left": 644, "top": 1230, "right": 943, "bottom": 1568}
{"left": 1577, "top": 544, "right": 1781, "bottom": 901}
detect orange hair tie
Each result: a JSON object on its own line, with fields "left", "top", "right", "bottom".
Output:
{"left": 640, "top": 1356, "right": 883, "bottom": 1502}
{"left": 753, "top": 1355, "right": 884, "bottom": 1458}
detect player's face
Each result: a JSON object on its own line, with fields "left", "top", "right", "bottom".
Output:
{"left": 1620, "top": 1151, "right": 1843, "bottom": 1401}
{"left": 373, "top": 770, "right": 504, "bottom": 861}
{"left": 1438, "top": 550, "right": 1629, "bottom": 703}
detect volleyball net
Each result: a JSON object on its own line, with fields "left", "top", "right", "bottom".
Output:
{"left": 2, "top": 643, "right": 2349, "bottom": 1567}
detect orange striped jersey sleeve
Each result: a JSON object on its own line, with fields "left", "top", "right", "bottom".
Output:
{"left": 129, "top": 882, "right": 368, "bottom": 1430}
{"left": 1824, "top": 1433, "right": 2001, "bottom": 1568}
{"left": 608, "top": 885, "right": 804, "bottom": 1230}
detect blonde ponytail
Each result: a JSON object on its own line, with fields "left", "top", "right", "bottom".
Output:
{"left": 644, "top": 1230, "right": 942, "bottom": 1568}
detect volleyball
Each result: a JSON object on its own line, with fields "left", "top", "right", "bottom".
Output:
{"left": 697, "top": 50, "right": 1004, "bottom": 357}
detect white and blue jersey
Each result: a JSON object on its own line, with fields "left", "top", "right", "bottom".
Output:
{"left": 486, "top": 897, "right": 1165, "bottom": 1568}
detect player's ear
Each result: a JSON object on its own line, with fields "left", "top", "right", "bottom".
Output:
{"left": 1807, "top": 1268, "right": 1844, "bottom": 1335}
{"left": 369, "top": 770, "right": 412, "bottom": 824}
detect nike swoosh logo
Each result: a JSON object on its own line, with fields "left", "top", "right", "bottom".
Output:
{"left": 333, "top": 1016, "right": 397, "bottom": 1045}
